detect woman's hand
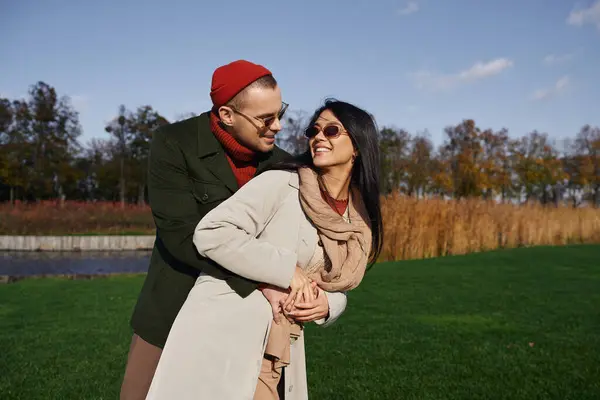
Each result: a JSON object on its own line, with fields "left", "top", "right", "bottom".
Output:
{"left": 286, "top": 286, "right": 330, "bottom": 323}
{"left": 283, "top": 267, "right": 315, "bottom": 312}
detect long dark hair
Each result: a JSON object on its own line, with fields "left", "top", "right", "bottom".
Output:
{"left": 266, "top": 98, "right": 383, "bottom": 266}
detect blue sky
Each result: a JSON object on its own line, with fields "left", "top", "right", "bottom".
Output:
{"left": 1, "top": 0, "right": 599, "bottom": 147}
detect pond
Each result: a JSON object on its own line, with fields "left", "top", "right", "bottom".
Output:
{"left": 0, "top": 251, "right": 152, "bottom": 276}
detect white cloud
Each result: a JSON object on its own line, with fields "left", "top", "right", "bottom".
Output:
{"left": 542, "top": 53, "right": 574, "bottom": 66}
{"left": 531, "top": 76, "right": 571, "bottom": 101}
{"left": 411, "top": 58, "right": 514, "bottom": 92}
{"left": 567, "top": 0, "right": 600, "bottom": 30}
{"left": 457, "top": 58, "right": 514, "bottom": 81}
{"left": 397, "top": 1, "right": 419, "bottom": 16}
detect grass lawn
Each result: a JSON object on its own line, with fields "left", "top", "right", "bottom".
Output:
{"left": 1, "top": 245, "right": 599, "bottom": 399}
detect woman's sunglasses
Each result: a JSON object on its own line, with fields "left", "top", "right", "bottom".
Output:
{"left": 304, "top": 124, "right": 349, "bottom": 139}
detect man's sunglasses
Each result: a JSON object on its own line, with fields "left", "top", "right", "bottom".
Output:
{"left": 258, "top": 101, "right": 289, "bottom": 128}
{"left": 231, "top": 102, "right": 289, "bottom": 130}
{"left": 304, "top": 124, "right": 349, "bottom": 139}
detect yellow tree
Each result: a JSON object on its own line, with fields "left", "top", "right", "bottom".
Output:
{"left": 443, "top": 119, "right": 485, "bottom": 198}
{"left": 512, "top": 131, "right": 566, "bottom": 205}
{"left": 430, "top": 147, "right": 453, "bottom": 198}
{"left": 480, "top": 128, "right": 511, "bottom": 201}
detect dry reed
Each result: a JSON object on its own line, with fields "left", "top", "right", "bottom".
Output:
{"left": 380, "top": 194, "right": 600, "bottom": 261}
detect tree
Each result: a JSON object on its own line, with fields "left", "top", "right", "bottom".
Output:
{"left": 481, "top": 128, "right": 512, "bottom": 201}
{"left": 105, "top": 105, "right": 169, "bottom": 206}
{"left": 430, "top": 147, "right": 453, "bottom": 198}
{"left": 0, "top": 98, "right": 11, "bottom": 135}
{"left": 1, "top": 99, "right": 34, "bottom": 202}
{"left": 0, "top": 98, "right": 14, "bottom": 201}
{"left": 512, "top": 131, "right": 565, "bottom": 205}
{"left": 379, "top": 127, "right": 411, "bottom": 195}
{"left": 105, "top": 105, "right": 130, "bottom": 207}
{"left": 84, "top": 138, "right": 124, "bottom": 201}
{"left": 275, "top": 109, "right": 310, "bottom": 156}
{"left": 20, "top": 82, "right": 82, "bottom": 201}
{"left": 443, "top": 119, "right": 486, "bottom": 198}
{"left": 128, "top": 105, "right": 169, "bottom": 204}
{"left": 573, "top": 125, "right": 600, "bottom": 207}
{"left": 404, "top": 133, "right": 433, "bottom": 198}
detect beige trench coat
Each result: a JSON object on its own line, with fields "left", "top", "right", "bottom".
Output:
{"left": 146, "top": 170, "right": 347, "bottom": 400}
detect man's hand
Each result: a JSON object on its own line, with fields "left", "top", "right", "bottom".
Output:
{"left": 258, "top": 284, "right": 290, "bottom": 324}
{"left": 286, "top": 286, "right": 330, "bottom": 323}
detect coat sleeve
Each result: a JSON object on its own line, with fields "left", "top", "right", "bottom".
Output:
{"left": 193, "top": 170, "right": 297, "bottom": 289}
{"left": 315, "top": 291, "right": 348, "bottom": 327}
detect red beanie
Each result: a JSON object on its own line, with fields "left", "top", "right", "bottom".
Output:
{"left": 210, "top": 60, "right": 272, "bottom": 109}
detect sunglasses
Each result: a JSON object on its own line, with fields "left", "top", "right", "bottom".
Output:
{"left": 231, "top": 102, "right": 289, "bottom": 130}
{"left": 304, "top": 124, "right": 349, "bottom": 139}
{"left": 265, "top": 102, "right": 289, "bottom": 127}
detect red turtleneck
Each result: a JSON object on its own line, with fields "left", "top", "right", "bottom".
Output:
{"left": 210, "top": 112, "right": 258, "bottom": 188}
{"left": 320, "top": 187, "right": 349, "bottom": 216}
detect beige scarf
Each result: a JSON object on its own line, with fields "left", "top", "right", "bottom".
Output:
{"left": 254, "top": 167, "right": 372, "bottom": 399}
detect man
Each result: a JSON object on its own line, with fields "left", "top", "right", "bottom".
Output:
{"left": 120, "top": 60, "right": 345, "bottom": 400}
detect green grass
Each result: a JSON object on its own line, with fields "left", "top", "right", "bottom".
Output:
{"left": 1, "top": 245, "right": 599, "bottom": 399}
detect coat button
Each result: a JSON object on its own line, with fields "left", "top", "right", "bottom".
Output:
{"left": 201, "top": 194, "right": 208, "bottom": 201}
{"left": 289, "top": 385, "right": 293, "bottom": 392}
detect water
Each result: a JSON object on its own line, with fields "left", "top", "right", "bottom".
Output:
{"left": 0, "top": 251, "right": 151, "bottom": 276}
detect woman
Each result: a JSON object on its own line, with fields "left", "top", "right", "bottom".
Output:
{"left": 146, "top": 99, "right": 383, "bottom": 399}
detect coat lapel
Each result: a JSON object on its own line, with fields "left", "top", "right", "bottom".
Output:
{"left": 196, "top": 112, "right": 292, "bottom": 192}
{"left": 196, "top": 113, "right": 239, "bottom": 193}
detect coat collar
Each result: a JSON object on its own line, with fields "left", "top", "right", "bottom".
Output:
{"left": 288, "top": 170, "right": 299, "bottom": 189}
{"left": 196, "top": 112, "right": 222, "bottom": 158}
{"left": 195, "top": 111, "right": 293, "bottom": 193}
{"left": 195, "top": 112, "right": 238, "bottom": 193}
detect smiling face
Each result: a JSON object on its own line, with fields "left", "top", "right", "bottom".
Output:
{"left": 218, "top": 85, "right": 285, "bottom": 153}
{"left": 308, "top": 109, "right": 357, "bottom": 173}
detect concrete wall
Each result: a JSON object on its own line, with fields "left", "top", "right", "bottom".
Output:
{"left": 0, "top": 235, "right": 155, "bottom": 251}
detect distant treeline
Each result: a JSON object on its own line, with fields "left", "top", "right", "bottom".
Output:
{"left": 1, "top": 81, "right": 598, "bottom": 207}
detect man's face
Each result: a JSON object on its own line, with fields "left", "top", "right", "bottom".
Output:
{"left": 222, "top": 86, "right": 285, "bottom": 153}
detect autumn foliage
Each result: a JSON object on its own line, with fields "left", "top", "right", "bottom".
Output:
{"left": 378, "top": 120, "right": 599, "bottom": 207}
{"left": 1, "top": 81, "right": 599, "bottom": 209}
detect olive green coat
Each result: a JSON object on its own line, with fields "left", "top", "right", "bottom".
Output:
{"left": 129, "top": 111, "right": 290, "bottom": 348}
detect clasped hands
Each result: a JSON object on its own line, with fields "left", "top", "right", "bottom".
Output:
{"left": 259, "top": 266, "right": 329, "bottom": 324}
